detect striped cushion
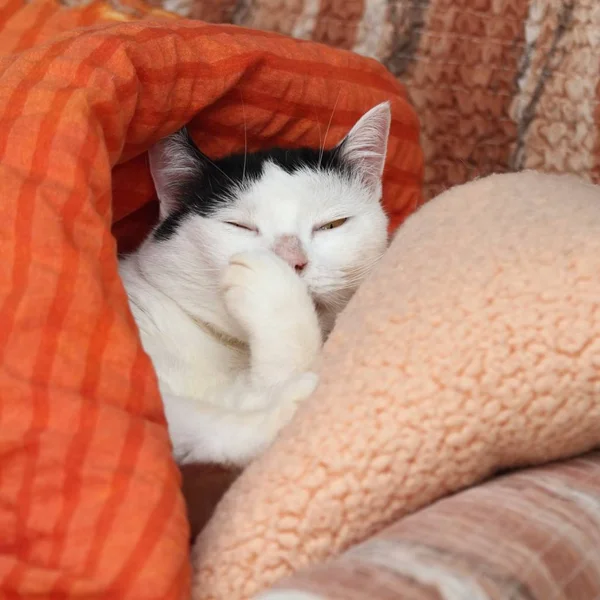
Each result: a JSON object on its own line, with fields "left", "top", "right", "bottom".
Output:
{"left": 262, "top": 452, "right": 600, "bottom": 600}
{"left": 127, "top": 0, "right": 600, "bottom": 204}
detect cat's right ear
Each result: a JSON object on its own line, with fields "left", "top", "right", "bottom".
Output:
{"left": 336, "top": 102, "right": 391, "bottom": 192}
{"left": 148, "top": 128, "right": 207, "bottom": 221}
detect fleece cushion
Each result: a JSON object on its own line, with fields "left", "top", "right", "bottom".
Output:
{"left": 192, "top": 171, "right": 600, "bottom": 600}
{"left": 262, "top": 452, "right": 600, "bottom": 600}
{"left": 0, "top": 7, "right": 422, "bottom": 600}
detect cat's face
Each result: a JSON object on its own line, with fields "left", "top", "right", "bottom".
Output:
{"left": 140, "top": 103, "right": 391, "bottom": 334}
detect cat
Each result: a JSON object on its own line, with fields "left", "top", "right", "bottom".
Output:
{"left": 119, "top": 102, "right": 391, "bottom": 468}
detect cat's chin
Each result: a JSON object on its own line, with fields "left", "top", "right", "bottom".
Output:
{"left": 313, "top": 293, "right": 355, "bottom": 338}
{"left": 312, "top": 287, "right": 356, "bottom": 312}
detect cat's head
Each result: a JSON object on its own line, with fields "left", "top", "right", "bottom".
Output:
{"left": 138, "top": 102, "right": 391, "bottom": 336}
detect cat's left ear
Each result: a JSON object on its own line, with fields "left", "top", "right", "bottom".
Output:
{"left": 148, "top": 128, "right": 207, "bottom": 221}
{"left": 337, "top": 102, "right": 391, "bottom": 191}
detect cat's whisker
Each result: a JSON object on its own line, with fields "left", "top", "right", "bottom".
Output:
{"left": 342, "top": 266, "right": 381, "bottom": 284}
{"left": 202, "top": 155, "right": 236, "bottom": 186}
{"left": 314, "top": 262, "right": 383, "bottom": 292}
{"left": 240, "top": 90, "right": 248, "bottom": 185}
{"left": 321, "top": 264, "right": 382, "bottom": 287}
{"left": 312, "top": 104, "right": 323, "bottom": 160}
{"left": 316, "top": 293, "right": 353, "bottom": 313}
{"left": 320, "top": 89, "right": 341, "bottom": 168}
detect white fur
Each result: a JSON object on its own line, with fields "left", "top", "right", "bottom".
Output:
{"left": 119, "top": 103, "right": 391, "bottom": 467}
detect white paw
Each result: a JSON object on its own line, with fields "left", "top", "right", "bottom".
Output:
{"left": 280, "top": 371, "right": 320, "bottom": 404}
{"left": 221, "top": 250, "right": 313, "bottom": 336}
{"left": 263, "top": 371, "right": 319, "bottom": 439}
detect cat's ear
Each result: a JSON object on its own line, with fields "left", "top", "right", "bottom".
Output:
{"left": 337, "top": 102, "right": 391, "bottom": 191}
{"left": 148, "top": 128, "right": 207, "bottom": 220}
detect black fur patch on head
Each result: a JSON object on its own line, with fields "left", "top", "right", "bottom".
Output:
{"left": 153, "top": 129, "right": 349, "bottom": 241}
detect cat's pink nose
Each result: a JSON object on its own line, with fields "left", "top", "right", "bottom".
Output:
{"left": 293, "top": 258, "right": 308, "bottom": 273}
{"left": 272, "top": 235, "right": 308, "bottom": 272}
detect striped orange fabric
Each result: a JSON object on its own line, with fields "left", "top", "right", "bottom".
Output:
{"left": 0, "top": 4, "right": 422, "bottom": 599}
{"left": 0, "top": 0, "right": 178, "bottom": 54}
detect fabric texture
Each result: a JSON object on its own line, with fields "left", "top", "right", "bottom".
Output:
{"left": 0, "top": 6, "right": 422, "bottom": 599}
{"left": 261, "top": 451, "right": 600, "bottom": 600}
{"left": 132, "top": 0, "right": 600, "bottom": 202}
{"left": 192, "top": 171, "right": 600, "bottom": 600}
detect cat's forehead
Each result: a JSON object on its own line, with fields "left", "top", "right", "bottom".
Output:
{"left": 226, "top": 160, "right": 359, "bottom": 215}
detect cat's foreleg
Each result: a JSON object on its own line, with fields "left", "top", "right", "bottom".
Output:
{"left": 165, "top": 251, "right": 322, "bottom": 467}
{"left": 222, "top": 250, "right": 323, "bottom": 387}
{"left": 163, "top": 371, "right": 318, "bottom": 466}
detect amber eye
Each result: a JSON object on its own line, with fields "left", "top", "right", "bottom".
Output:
{"left": 318, "top": 217, "right": 348, "bottom": 231}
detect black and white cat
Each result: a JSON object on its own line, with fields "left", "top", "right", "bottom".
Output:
{"left": 119, "top": 102, "right": 391, "bottom": 467}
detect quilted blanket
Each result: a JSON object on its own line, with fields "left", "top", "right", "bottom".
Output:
{"left": 0, "top": 2, "right": 421, "bottom": 599}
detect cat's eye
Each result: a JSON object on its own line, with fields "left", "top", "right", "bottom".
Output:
{"left": 225, "top": 221, "right": 257, "bottom": 233}
{"left": 317, "top": 218, "right": 348, "bottom": 231}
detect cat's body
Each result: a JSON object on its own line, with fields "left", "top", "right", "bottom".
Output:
{"left": 119, "top": 102, "right": 391, "bottom": 467}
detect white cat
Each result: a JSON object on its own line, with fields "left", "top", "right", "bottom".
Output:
{"left": 119, "top": 102, "right": 391, "bottom": 467}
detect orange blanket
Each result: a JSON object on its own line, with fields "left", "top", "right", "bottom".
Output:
{"left": 0, "top": 2, "right": 422, "bottom": 598}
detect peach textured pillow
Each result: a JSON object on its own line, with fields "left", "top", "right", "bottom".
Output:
{"left": 192, "top": 171, "right": 600, "bottom": 600}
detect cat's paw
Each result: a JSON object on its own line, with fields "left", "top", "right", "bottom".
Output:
{"left": 263, "top": 371, "right": 319, "bottom": 437}
{"left": 222, "top": 250, "right": 313, "bottom": 335}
